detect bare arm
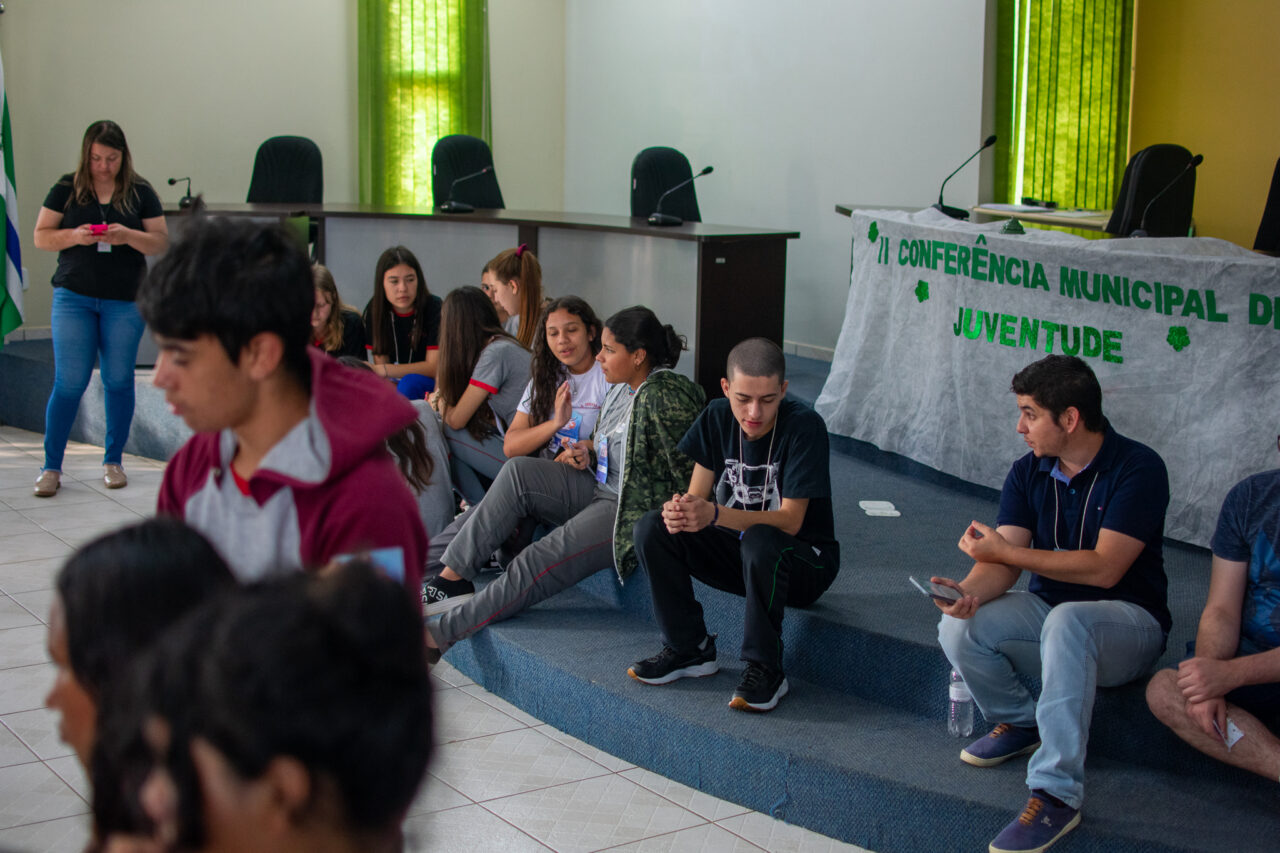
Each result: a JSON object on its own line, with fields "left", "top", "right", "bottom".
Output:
{"left": 440, "top": 383, "right": 490, "bottom": 432}
{"left": 1178, "top": 556, "right": 1280, "bottom": 702}
{"left": 372, "top": 350, "right": 438, "bottom": 379}
{"left": 33, "top": 207, "right": 95, "bottom": 251}
{"left": 504, "top": 381, "right": 572, "bottom": 458}
{"left": 958, "top": 520, "right": 1146, "bottom": 588}
{"left": 104, "top": 214, "right": 168, "bottom": 255}
{"left": 930, "top": 524, "right": 1030, "bottom": 619}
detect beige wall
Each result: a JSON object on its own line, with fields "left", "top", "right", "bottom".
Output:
{"left": 1130, "top": 0, "right": 1280, "bottom": 247}
{"left": 1, "top": 0, "right": 566, "bottom": 328}
{"left": 489, "top": 0, "right": 565, "bottom": 212}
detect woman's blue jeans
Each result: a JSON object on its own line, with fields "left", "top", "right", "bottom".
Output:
{"left": 43, "top": 288, "right": 145, "bottom": 471}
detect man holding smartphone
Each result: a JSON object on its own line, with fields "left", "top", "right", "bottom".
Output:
{"left": 932, "top": 355, "right": 1170, "bottom": 853}
{"left": 1145, "top": 465, "right": 1280, "bottom": 782}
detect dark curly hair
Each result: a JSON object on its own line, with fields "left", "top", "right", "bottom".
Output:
{"left": 527, "top": 296, "right": 602, "bottom": 425}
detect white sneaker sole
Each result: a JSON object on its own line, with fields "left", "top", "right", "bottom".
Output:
{"left": 729, "top": 677, "right": 789, "bottom": 712}
{"left": 424, "top": 592, "right": 475, "bottom": 617}
{"left": 627, "top": 659, "right": 720, "bottom": 685}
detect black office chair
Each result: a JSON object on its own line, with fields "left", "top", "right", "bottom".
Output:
{"left": 431, "top": 135, "right": 505, "bottom": 210}
{"left": 1105, "top": 143, "right": 1196, "bottom": 237}
{"left": 631, "top": 147, "right": 701, "bottom": 222}
{"left": 1253, "top": 157, "right": 1280, "bottom": 253}
{"left": 246, "top": 136, "right": 323, "bottom": 204}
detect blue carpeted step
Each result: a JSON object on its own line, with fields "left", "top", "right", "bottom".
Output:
{"left": 443, "top": 590, "right": 1280, "bottom": 853}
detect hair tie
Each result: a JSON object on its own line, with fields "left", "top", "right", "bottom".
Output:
{"left": 515, "top": 243, "right": 528, "bottom": 258}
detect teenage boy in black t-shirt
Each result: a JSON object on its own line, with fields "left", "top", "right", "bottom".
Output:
{"left": 628, "top": 338, "right": 840, "bottom": 712}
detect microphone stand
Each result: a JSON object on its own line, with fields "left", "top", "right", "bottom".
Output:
{"left": 438, "top": 167, "right": 493, "bottom": 213}
{"left": 1130, "top": 154, "right": 1203, "bottom": 238}
{"left": 933, "top": 135, "right": 997, "bottom": 221}
{"left": 168, "top": 177, "right": 193, "bottom": 210}
{"left": 648, "top": 166, "right": 714, "bottom": 227}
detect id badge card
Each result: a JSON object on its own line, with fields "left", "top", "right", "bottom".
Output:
{"left": 595, "top": 436, "right": 609, "bottom": 483}
{"left": 97, "top": 242, "right": 111, "bottom": 253}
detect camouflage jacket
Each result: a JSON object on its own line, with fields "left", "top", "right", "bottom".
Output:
{"left": 612, "top": 368, "right": 705, "bottom": 582}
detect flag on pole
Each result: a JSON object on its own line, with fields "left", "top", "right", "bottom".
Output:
{"left": 0, "top": 45, "right": 23, "bottom": 347}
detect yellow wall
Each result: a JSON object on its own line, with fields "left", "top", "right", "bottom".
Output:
{"left": 1130, "top": 0, "right": 1280, "bottom": 247}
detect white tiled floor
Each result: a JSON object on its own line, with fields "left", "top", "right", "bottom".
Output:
{"left": 0, "top": 426, "right": 870, "bottom": 853}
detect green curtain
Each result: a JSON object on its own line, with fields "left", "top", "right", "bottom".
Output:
{"left": 994, "top": 0, "right": 1133, "bottom": 211}
{"left": 358, "top": 0, "right": 489, "bottom": 207}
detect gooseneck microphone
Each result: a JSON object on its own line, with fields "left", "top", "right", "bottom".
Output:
{"left": 168, "top": 177, "right": 193, "bottom": 210}
{"left": 933, "top": 135, "right": 997, "bottom": 220}
{"left": 1130, "top": 154, "right": 1203, "bottom": 238}
{"left": 438, "top": 166, "right": 493, "bottom": 213}
{"left": 648, "top": 166, "right": 714, "bottom": 227}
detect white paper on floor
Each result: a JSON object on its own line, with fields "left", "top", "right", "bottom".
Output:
{"left": 858, "top": 500, "right": 901, "bottom": 517}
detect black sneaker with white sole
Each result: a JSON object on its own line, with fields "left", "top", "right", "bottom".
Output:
{"left": 628, "top": 635, "right": 719, "bottom": 684}
{"left": 728, "top": 662, "right": 788, "bottom": 712}
{"left": 422, "top": 575, "right": 475, "bottom": 616}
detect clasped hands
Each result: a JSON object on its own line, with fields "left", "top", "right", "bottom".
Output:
{"left": 662, "top": 492, "right": 714, "bottom": 534}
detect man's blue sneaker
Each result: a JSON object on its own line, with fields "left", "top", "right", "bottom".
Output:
{"left": 961, "top": 723, "right": 1041, "bottom": 767}
{"left": 989, "top": 790, "right": 1080, "bottom": 853}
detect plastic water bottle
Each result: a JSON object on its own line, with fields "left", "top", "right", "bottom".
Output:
{"left": 948, "top": 668, "right": 974, "bottom": 737}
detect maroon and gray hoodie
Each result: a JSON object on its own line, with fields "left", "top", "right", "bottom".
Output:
{"left": 158, "top": 349, "right": 427, "bottom": 603}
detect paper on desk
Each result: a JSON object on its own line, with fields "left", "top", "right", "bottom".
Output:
{"left": 1046, "top": 209, "right": 1108, "bottom": 219}
{"left": 979, "top": 203, "right": 1052, "bottom": 213}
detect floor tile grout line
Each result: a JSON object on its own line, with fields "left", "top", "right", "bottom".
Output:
{"left": 586, "top": 817, "right": 728, "bottom": 853}
{"left": 44, "top": 757, "right": 90, "bottom": 806}
{"left": 456, "top": 766, "right": 620, "bottom": 808}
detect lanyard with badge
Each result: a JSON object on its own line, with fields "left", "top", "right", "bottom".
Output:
{"left": 95, "top": 202, "right": 111, "bottom": 253}
{"left": 595, "top": 401, "right": 629, "bottom": 484}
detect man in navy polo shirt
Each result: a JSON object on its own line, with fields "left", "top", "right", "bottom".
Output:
{"left": 933, "top": 355, "right": 1170, "bottom": 853}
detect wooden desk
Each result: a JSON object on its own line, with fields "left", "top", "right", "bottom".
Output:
{"left": 165, "top": 203, "right": 799, "bottom": 399}
{"left": 970, "top": 204, "right": 1111, "bottom": 231}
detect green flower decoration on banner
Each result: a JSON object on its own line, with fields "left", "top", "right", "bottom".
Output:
{"left": 914, "top": 280, "right": 930, "bottom": 303}
{"left": 868, "top": 221, "right": 879, "bottom": 243}
{"left": 1167, "top": 326, "right": 1191, "bottom": 352}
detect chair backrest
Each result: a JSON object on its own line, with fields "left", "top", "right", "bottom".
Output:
{"left": 246, "top": 136, "right": 323, "bottom": 204}
{"left": 1105, "top": 143, "right": 1195, "bottom": 237}
{"left": 1254, "top": 157, "right": 1280, "bottom": 253}
{"left": 431, "top": 135, "right": 505, "bottom": 209}
{"left": 631, "top": 146, "right": 702, "bottom": 222}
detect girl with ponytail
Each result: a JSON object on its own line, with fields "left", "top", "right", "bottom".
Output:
{"left": 481, "top": 243, "right": 543, "bottom": 349}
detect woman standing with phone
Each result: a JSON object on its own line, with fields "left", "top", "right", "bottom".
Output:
{"left": 32, "top": 120, "right": 168, "bottom": 497}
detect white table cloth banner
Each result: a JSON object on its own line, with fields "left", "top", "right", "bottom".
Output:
{"left": 817, "top": 208, "right": 1280, "bottom": 547}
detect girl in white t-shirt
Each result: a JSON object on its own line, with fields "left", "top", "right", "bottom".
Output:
{"left": 504, "top": 296, "right": 609, "bottom": 461}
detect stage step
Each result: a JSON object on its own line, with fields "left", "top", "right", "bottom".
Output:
{"left": 444, "top": 586, "right": 1278, "bottom": 853}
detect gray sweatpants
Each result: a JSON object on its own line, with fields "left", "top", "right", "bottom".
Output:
{"left": 428, "top": 455, "right": 617, "bottom": 650}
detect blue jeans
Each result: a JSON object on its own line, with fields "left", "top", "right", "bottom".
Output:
{"left": 938, "top": 591, "right": 1165, "bottom": 808}
{"left": 43, "top": 288, "right": 145, "bottom": 470}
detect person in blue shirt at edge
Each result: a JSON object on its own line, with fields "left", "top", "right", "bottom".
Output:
{"left": 931, "top": 354, "right": 1170, "bottom": 853}
{"left": 627, "top": 337, "right": 839, "bottom": 714}
{"left": 1146, "top": 458, "right": 1280, "bottom": 784}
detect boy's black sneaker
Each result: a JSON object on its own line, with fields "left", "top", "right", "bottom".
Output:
{"left": 628, "top": 635, "right": 719, "bottom": 684}
{"left": 728, "top": 662, "right": 789, "bottom": 712}
{"left": 423, "top": 575, "right": 475, "bottom": 616}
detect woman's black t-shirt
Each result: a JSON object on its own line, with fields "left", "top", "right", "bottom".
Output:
{"left": 42, "top": 175, "right": 164, "bottom": 302}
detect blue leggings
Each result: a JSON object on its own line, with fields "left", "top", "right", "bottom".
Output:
{"left": 43, "top": 288, "right": 145, "bottom": 470}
